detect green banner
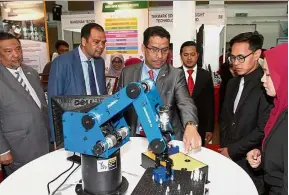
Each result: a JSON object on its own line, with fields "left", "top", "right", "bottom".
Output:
{"left": 102, "top": 1, "right": 148, "bottom": 12}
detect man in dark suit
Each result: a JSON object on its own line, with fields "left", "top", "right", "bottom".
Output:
{"left": 41, "top": 40, "right": 69, "bottom": 91}
{"left": 118, "top": 26, "right": 201, "bottom": 151}
{"left": 219, "top": 32, "right": 272, "bottom": 194}
{"left": 179, "top": 41, "right": 215, "bottom": 146}
{"left": 48, "top": 23, "right": 107, "bottom": 142}
{"left": 0, "top": 32, "right": 49, "bottom": 177}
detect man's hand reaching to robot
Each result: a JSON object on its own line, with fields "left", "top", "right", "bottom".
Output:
{"left": 183, "top": 124, "right": 202, "bottom": 153}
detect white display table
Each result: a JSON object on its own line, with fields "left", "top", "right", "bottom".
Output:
{"left": 0, "top": 138, "right": 258, "bottom": 195}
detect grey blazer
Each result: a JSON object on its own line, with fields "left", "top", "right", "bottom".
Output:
{"left": 118, "top": 63, "right": 198, "bottom": 140}
{"left": 0, "top": 64, "right": 49, "bottom": 175}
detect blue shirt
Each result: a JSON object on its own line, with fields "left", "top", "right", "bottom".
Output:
{"left": 141, "top": 62, "right": 161, "bottom": 82}
{"left": 78, "top": 46, "right": 100, "bottom": 95}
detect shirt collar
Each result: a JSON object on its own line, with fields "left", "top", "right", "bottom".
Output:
{"left": 142, "top": 61, "right": 161, "bottom": 75}
{"left": 183, "top": 64, "right": 197, "bottom": 73}
{"left": 242, "top": 65, "right": 263, "bottom": 83}
{"left": 78, "top": 46, "right": 93, "bottom": 62}
{"left": 6, "top": 66, "right": 22, "bottom": 74}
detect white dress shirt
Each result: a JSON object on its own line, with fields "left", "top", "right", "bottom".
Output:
{"left": 78, "top": 46, "right": 100, "bottom": 95}
{"left": 7, "top": 67, "right": 41, "bottom": 108}
{"left": 233, "top": 77, "right": 245, "bottom": 113}
{"left": 183, "top": 65, "right": 198, "bottom": 85}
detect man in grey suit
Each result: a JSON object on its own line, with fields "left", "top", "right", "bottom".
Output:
{"left": 0, "top": 32, "right": 49, "bottom": 177}
{"left": 118, "top": 26, "right": 201, "bottom": 151}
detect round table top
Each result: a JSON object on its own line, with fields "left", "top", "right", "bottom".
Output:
{"left": 0, "top": 137, "right": 258, "bottom": 195}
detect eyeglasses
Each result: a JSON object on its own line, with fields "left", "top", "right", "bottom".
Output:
{"left": 112, "top": 60, "right": 122, "bottom": 64}
{"left": 145, "top": 46, "right": 169, "bottom": 55}
{"left": 228, "top": 52, "right": 253, "bottom": 63}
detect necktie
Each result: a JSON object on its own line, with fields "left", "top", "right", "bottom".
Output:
{"left": 148, "top": 70, "right": 154, "bottom": 80}
{"left": 15, "top": 72, "right": 30, "bottom": 94}
{"left": 87, "top": 60, "right": 97, "bottom": 95}
{"left": 187, "top": 70, "right": 194, "bottom": 96}
{"left": 234, "top": 77, "right": 245, "bottom": 113}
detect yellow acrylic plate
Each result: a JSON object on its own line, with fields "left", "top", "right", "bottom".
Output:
{"left": 143, "top": 151, "right": 207, "bottom": 171}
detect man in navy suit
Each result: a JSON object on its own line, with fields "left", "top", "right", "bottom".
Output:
{"left": 48, "top": 23, "right": 107, "bottom": 142}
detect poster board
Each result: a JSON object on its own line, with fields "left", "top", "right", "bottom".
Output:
{"left": 1, "top": 1, "right": 49, "bottom": 73}
{"left": 102, "top": 1, "right": 149, "bottom": 74}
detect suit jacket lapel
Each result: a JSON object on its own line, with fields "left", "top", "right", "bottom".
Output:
{"left": 73, "top": 49, "right": 86, "bottom": 95}
{"left": 0, "top": 65, "right": 35, "bottom": 106}
{"left": 235, "top": 79, "right": 259, "bottom": 113}
{"left": 156, "top": 64, "right": 169, "bottom": 91}
{"left": 228, "top": 78, "right": 239, "bottom": 114}
{"left": 193, "top": 68, "right": 203, "bottom": 98}
{"left": 94, "top": 58, "right": 104, "bottom": 94}
{"left": 22, "top": 65, "right": 45, "bottom": 107}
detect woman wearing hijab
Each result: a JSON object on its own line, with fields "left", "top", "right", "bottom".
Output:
{"left": 247, "top": 43, "right": 288, "bottom": 195}
{"left": 108, "top": 54, "right": 124, "bottom": 78}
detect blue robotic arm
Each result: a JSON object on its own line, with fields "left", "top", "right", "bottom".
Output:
{"left": 62, "top": 79, "right": 174, "bottom": 162}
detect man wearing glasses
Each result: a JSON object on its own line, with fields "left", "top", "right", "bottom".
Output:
{"left": 118, "top": 26, "right": 201, "bottom": 152}
{"left": 219, "top": 32, "right": 272, "bottom": 194}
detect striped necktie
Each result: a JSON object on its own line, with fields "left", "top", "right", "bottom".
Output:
{"left": 15, "top": 71, "right": 30, "bottom": 94}
{"left": 87, "top": 60, "right": 98, "bottom": 95}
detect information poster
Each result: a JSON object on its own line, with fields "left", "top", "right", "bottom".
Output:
{"left": 105, "top": 17, "right": 138, "bottom": 55}
{"left": 102, "top": 1, "right": 148, "bottom": 74}
{"left": 1, "top": 1, "right": 49, "bottom": 73}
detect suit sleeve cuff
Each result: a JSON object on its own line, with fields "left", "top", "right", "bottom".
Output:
{"left": 227, "top": 144, "right": 238, "bottom": 160}
{"left": 0, "top": 150, "right": 10, "bottom": 156}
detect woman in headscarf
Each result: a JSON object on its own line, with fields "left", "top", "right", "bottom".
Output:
{"left": 247, "top": 43, "right": 288, "bottom": 195}
{"left": 108, "top": 53, "right": 124, "bottom": 78}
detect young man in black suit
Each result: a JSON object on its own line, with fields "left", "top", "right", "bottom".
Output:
{"left": 219, "top": 32, "right": 272, "bottom": 194}
{"left": 179, "top": 41, "right": 215, "bottom": 146}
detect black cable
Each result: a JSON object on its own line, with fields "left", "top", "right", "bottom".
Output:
{"left": 51, "top": 164, "right": 81, "bottom": 195}
{"left": 47, "top": 153, "right": 76, "bottom": 195}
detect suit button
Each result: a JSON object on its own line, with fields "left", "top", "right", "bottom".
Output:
{"left": 232, "top": 122, "right": 235, "bottom": 126}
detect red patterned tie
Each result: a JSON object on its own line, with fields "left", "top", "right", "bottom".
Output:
{"left": 139, "top": 127, "right": 146, "bottom": 137}
{"left": 187, "top": 70, "right": 194, "bottom": 96}
{"left": 148, "top": 70, "right": 154, "bottom": 80}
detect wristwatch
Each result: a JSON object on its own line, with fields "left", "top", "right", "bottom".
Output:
{"left": 185, "top": 121, "right": 198, "bottom": 129}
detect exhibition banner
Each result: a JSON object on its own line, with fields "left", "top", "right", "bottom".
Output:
{"left": 196, "top": 8, "right": 226, "bottom": 25}
{"left": 102, "top": 1, "right": 148, "bottom": 12}
{"left": 149, "top": 10, "right": 173, "bottom": 27}
{"left": 149, "top": 7, "right": 226, "bottom": 26}
{"left": 1, "top": 1, "right": 49, "bottom": 73}
{"left": 61, "top": 14, "right": 95, "bottom": 32}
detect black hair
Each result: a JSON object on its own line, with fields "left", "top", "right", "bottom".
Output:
{"left": 55, "top": 40, "right": 69, "bottom": 50}
{"left": 169, "top": 43, "right": 173, "bottom": 50}
{"left": 180, "top": 41, "right": 198, "bottom": 54}
{"left": 229, "top": 31, "right": 264, "bottom": 51}
{"left": 0, "top": 32, "right": 20, "bottom": 43}
{"left": 81, "top": 23, "right": 105, "bottom": 40}
{"left": 143, "top": 26, "right": 170, "bottom": 46}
